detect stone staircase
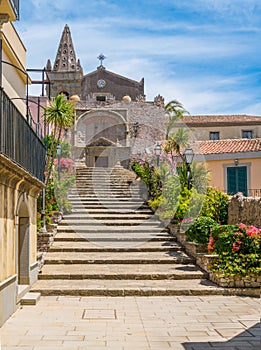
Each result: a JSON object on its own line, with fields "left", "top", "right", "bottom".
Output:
{"left": 32, "top": 166, "right": 227, "bottom": 296}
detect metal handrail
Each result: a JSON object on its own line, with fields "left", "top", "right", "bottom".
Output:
{"left": 0, "top": 88, "right": 46, "bottom": 182}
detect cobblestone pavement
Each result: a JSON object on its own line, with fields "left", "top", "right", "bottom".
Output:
{"left": 0, "top": 295, "right": 260, "bottom": 349}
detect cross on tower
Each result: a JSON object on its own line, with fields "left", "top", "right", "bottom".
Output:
{"left": 97, "top": 53, "right": 106, "bottom": 67}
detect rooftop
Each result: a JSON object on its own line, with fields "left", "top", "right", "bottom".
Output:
{"left": 182, "top": 115, "right": 261, "bottom": 126}
{"left": 196, "top": 138, "right": 261, "bottom": 155}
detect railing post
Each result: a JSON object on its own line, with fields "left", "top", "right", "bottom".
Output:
{"left": 0, "top": 39, "right": 2, "bottom": 88}
{"left": 0, "top": 40, "right": 2, "bottom": 153}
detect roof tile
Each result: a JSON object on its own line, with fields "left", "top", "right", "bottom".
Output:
{"left": 196, "top": 138, "right": 261, "bottom": 155}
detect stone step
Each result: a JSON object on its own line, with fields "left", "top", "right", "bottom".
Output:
{"left": 38, "top": 263, "right": 207, "bottom": 280}
{"left": 31, "top": 278, "right": 227, "bottom": 296}
{"left": 20, "top": 292, "right": 41, "bottom": 305}
{"left": 71, "top": 187, "right": 139, "bottom": 191}
{"left": 62, "top": 213, "right": 153, "bottom": 220}
{"left": 69, "top": 205, "right": 149, "bottom": 211}
{"left": 58, "top": 221, "right": 159, "bottom": 227}
{"left": 70, "top": 209, "right": 152, "bottom": 214}
{"left": 56, "top": 226, "right": 168, "bottom": 233}
{"left": 60, "top": 220, "right": 156, "bottom": 226}
{"left": 48, "top": 240, "right": 183, "bottom": 252}
{"left": 43, "top": 251, "right": 193, "bottom": 265}
{"left": 73, "top": 183, "right": 138, "bottom": 187}
{"left": 54, "top": 232, "right": 175, "bottom": 242}
{"left": 68, "top": 202, "right": 147, "bottom": 208}
{"left": 71, "top": 196, "right": 141, "bottom": 200}
{"left": 69, "top": 197, "right": 141, "bottom": 201}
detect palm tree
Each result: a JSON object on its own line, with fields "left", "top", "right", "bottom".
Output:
{"left": 164, "top": 128, "right": 190, "bottom": 162}
{"left": 176, "top": 161, "right": 209, "bottom": 193}
{"left": 165, "top": 99, "right": 189, "bottom": 140}
{"left": 44, "top": 94, "right": 76, "bottom": 186}
{"left": 164, "top": 127, "right": 209, "bottom": 191}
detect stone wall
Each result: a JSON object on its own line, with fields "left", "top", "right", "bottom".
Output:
{"left": 0, "top": 154, "right": 44, "bottom": 326}
{"left": 228, "top": 193, "right": 261, "bottom": 228}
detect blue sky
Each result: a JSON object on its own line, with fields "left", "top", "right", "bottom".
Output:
{"left": 15, "top": 0, "right": 261, "bottom": 115}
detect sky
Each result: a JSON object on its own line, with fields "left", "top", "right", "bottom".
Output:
{"left": 15, "top": 0, "right": 261, "bottom": 115}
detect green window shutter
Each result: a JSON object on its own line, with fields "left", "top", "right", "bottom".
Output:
{"left": 227, "top": 167, "right": 237, "bottom": 195}
{"left": 237, "top": 166, "right": 247, "bottom": 196}
{"left": 227, "top": 166, "right": 248, "bottom": 196}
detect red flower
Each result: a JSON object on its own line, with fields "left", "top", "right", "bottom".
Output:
{"left": 208, "top": 236, "right": 216, "bottom": 254}
{"left": 232, "top": 242, "right": 240, "bottom": 251}
{"left": 238, "top": 223, "right": 247, "bottom": 230}
{"left": 246, "top": 225, "right": 260, "bottom": 237}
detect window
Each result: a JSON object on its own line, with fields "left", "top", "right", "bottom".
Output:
{"left": 96, "top": 96, "right": 106, "bottom": 102}
{"left": 227, "top": 166, "right": 248, "bottom": 196}
{"left": 209, "top": 132, "right": 220, "bottom": 140}
{"left": 242, "top": 130, "right": 253, "bottom": 139}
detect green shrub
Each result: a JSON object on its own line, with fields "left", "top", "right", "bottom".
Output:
{"left": 148, "top": 195, "right": 162, "bottom": 211}
{"left": 185, "top": 216, "right": 219, "bottom": 245}
{"left": 200, "top": 187, "right": 229, "bottom": 224}
{"left": 158, "top": 180, "right": 191, "bottom": 222}
{"left": 210, "top": 253, "right": 261, "bottom": 277}
{"left": 131, "top": 160, "right": 161, "bottom": 200}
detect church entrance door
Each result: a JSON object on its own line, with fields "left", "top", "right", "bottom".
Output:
{"left": 95, "top": 156, "right": 109, "bottom": 167}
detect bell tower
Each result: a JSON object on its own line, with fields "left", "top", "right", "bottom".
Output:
{"left": 46, "top": 24, "right": 83, "bottom": 98}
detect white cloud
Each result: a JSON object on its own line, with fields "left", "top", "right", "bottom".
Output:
{"left": 17, "top": 0, "right": 261, "bottom": 115}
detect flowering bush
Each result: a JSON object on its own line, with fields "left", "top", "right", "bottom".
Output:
{"left": 53, "top": 158, "right": 76, "bottom": 213}
{"left": 53, "top": 157, "right": 74, "bottom": 173}
{"left": 131, "top": 159, "right": 161, "bottom": 200}
{"left": 209, "top": 223, "right": 261, "bottom": 277}
{"left": 210, "top": 224, "right": 261, "bottom": 255}
{"left": 184, "top": 216, "right": 219, "bottom": 245}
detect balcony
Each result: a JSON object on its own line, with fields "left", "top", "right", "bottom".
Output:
{"left": 0, "top": 88, "right": 45, "bottom": 182}
{"left": 9, "top": 0, "right": 19, "bottom": 20}
{"left": 0, "top": 0, "right": 19, "bottom": 21}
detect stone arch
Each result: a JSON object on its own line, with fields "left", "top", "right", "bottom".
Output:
{"left": 16, "top": 193, "right": 30, "bottom": 285}
{"left": 75, "top": 110, "right": 128, "bottom": 147}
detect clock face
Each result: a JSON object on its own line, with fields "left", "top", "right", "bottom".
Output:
{"left": 97, "top": 79, "right": 106, "bottom": 88}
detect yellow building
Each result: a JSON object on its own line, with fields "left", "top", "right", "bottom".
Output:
{"left": 0, "top": 1, "right": 45, "bottom": 326}
{"left": 171, "top": 115, "right": 261, "bottom": 195}
{"left": 196, "top": 138, "right": 261, "bottom": 196}
{"left": 182, "top": 115, "right": 261, "bottom": 141}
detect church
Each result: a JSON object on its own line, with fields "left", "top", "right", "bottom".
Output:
{"left": 44, "top": 25, "right": 261, "bottom": 197}
{"left": 46, "top": 24, "right": 166, "bottom": 168}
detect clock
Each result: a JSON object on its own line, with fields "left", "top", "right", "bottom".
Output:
{"left": 97, "top": 79, "right": 106, "bottom": 88}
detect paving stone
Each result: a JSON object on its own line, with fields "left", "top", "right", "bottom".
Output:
{"left": 0, "top": 296, "right": 260, "bottom": 349}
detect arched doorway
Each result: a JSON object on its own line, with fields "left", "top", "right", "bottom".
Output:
{"left": 73, "top": 109, "right": 130, "bottom": 168}
{"left": 16, "top": 195, "right": 30, "bottom": 285}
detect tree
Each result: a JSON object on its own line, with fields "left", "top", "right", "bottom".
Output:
{"left": 164, "top": 128, "right": 209, "bottom": 192}
{"left": 165, "top": 99, "right": 189, "bottom": 140}
{"left": 164, "top": 128, "right": 190, "bottom": 163}
{"left": 44, "top": 94, "right": 76, "bottom": 186}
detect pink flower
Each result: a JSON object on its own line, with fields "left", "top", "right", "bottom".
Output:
{"left": 232, "top": 242, "right": 240, "bottom": 252}
{"left": 238, "top": 223, "right": 247, "bottom": 230}
{"left": 246, "top": 225, "right": 260, "bottom": 237}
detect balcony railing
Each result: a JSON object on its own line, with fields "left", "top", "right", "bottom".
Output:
{"left": 226, "top": 189, "right": 261, "bottom": 197}
{"left": 0, "top": 88, "right": 45, "bottom": 182}
{"left": 10, "top": 0, "right": 19, "bottom": 20}
{"left": 247, "top": 189, "right": 261, "bottom": 197}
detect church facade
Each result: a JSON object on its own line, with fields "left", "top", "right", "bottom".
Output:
{"left": 46, "top": 25, "right": 166, "bottom": 168}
